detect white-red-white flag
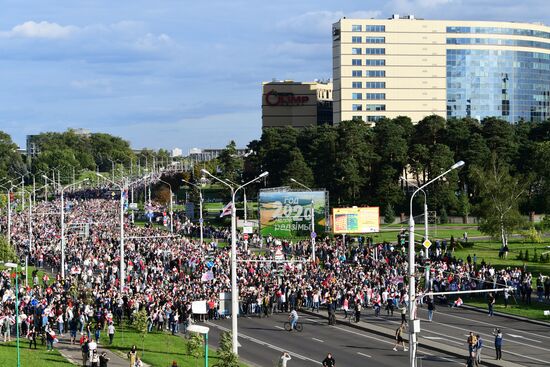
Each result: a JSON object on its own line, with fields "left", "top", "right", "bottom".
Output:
{"left": 220, "top": 202, "right": 233, "bottom": 217}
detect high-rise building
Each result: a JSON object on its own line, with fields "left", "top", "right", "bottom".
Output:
{"left": 332, "top": 15, "right": 550, "bottom": 124}
{"left": 262, "top": 80, "right": 333, "bottom": 128}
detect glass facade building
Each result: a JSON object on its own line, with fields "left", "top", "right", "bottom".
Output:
{"left": 333, "top": 16, "right": 550, "bottom": 124}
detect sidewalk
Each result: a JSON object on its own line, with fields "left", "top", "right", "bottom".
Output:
{"left": 301, "top": 309, "right": 525, "bottom": 367}
{"left": 54, "top": 333, "right": 138, "bottom": 367}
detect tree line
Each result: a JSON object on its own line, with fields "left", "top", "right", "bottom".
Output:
{"left": 239, "top": 116, "right": 550, "bottom": 228}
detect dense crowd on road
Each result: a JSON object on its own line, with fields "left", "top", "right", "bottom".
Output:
{"left": 0, "top": 188, "right": 545, "bottom": 365}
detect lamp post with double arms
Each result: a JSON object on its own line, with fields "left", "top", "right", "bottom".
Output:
{"left": 201, "top": 169, "right": 268, "bottom": 356}
{"left": 289, "top": 178, "right": 316, "bottom": 262}
{"left": 408, "top": 161, "right": 464, "bottom": 367}
{"left": 96, "top": 173, "right": 126, "bottom": 293}
{"left": 61, "top": 178, "right": 89, "bottom": 279}
{"left": 158, "top": 179, "right": 174, "bottom": 233}
{"left": 182, "top": 179, "right": 204, "bottom": 246}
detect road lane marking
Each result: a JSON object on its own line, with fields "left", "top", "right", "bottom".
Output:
{"left": 508, "top": 333, "right": 542, "bottom": 343}
{"left": 423, "top": 336, "right": 445, "bottom": 340}
{"left": 357, "top": 352, "right": 371, "bottom": 358}
{"left": 312, "top": 337, "right": 324, "bottom": 343}
{"left": 274, "top": 326, "right": 284, "bottom": 330}
{"left": 206, "top": 321, "right": 322, "bottom": 365}
{"left": 416, "top": 307, "right": 550, "bottom": 341}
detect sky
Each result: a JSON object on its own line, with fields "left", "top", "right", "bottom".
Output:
{"left": 1, "top": 0, "right": 550, "bottom": 153}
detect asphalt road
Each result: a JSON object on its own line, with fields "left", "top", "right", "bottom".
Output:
{"left": 203, "top": 313, "right": 464, "bottom": 367}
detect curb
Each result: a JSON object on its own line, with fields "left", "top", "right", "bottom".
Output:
{"left": 461, "top": 304, "right": 550, "bottom": 327}
{"left": 300, "top": 310, "right": 525, "bottom": 367}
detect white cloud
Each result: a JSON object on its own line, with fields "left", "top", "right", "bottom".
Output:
{"left": 134, "top": 33, "right": 173, "bottom": 50}
{"left": 277, "top": 10, "right": 382, "bottom": 36}
{"left": 1, "top": 21, "right": 78, "bottom": 39}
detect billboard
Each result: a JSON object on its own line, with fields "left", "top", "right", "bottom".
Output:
{"left": 332, "top": 207, "right": 380, "bottom": 234}
{"left": 259, "top": 189, "right": 328, "bottom": 238}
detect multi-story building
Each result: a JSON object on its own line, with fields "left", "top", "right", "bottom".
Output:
{"left": 262, "top": 80, "right": 333, "bottom": 128}
{"left": 333, "top": 15, "right": 550, "bottom": 124}
{"left": 187, "top": 147, "right": 249, "bottom": 163}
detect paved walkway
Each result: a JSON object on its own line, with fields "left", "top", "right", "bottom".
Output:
{"left": 54, "top": 334, "right": 134, "bottom": 367}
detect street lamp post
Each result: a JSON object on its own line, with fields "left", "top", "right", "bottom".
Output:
{"left": 408, "top": 161, "right": 464, "bottom": 367}
{"left": 5, "top": 262, "right": 20, "bottom": 367}
{"left": 182, "top": 179, "right": 204, "bottom": 246}
{"left": 159, "top": 179, "right": 174, "bottom": 233}
{"left": 0, "top": 182, "right": 14, "bottom": 245}
{"left": 61, "top": 178, "right": 89, "bottom": 279}
{"left": 290, "top": 178, "right": 316, "bottom": 262}
{"left": 201, "top": 169, "right": 268, "bottom": 356}
{"left": 96, "top": 173, "right": 126, "bottom": 293}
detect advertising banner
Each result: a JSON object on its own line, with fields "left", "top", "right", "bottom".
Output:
{"left": 332, "top": 207, "right": 380, "bottom": 234}
{"left": 259, "top": 189, "right": 327, "bottom": 238}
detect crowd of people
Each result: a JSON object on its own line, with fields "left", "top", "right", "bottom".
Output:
{"left": 0, "top": 187, "right": 540, "bottom": 365}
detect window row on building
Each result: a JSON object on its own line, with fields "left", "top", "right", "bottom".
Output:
{"left": 351, "top": 104, "right": 386, "bottom": 111}
{"left": 351, "top": 48, "right": 386, "bottom": 55}
{"left": 351, "top": 70, "right": 387, "bottom": 78}
{"left": 352, "top": 25, "right": 386, "bottom": 32}
{"left": 351, "top": 59, "right": 386, "bottom": 66}
{"left": 352, "top": 36, "right": 386, "bottom": 43}
{"left": 352, "top": 115, "right": 386, "bottom": 122}
{"left": 447, "top": 26, "right": 550, "bottom": 39}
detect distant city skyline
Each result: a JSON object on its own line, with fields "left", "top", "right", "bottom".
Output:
{"left": 1, "top": 0, "right": 550, "bottom": 151}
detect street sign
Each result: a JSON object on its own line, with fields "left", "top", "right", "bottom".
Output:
{"left": 199, "top": 218, "right": 203, "bottom": 224}
{"left": 243, "top": 234, "right": 249, "bottom": 241}
{"left": 311, "top": 232, "right": 317, "bottom": 239}
{"left": 422, "top": 239, "right": 432, "bottom": 249}
{"left": 243, "top": 226, "right": 253, "bottom": 234}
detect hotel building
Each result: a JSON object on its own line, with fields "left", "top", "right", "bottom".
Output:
{"left": 332, "top": 15, "right": 550, "bottom": 124}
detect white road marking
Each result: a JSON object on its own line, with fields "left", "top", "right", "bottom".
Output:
{"left": 423, "top": 336, "right": 445, "bottom": 340}
{"left": 417, "top": 306, "right": 550, "bottom": 341}
{"left": 357, "top": 352, "right": 371, "bottom": 358}
{"left": 206, "top": 321, "right": 321, "bottom": 365}
{"left": 312, "top": 337, "right": 324, "bottom": 343}
{"left": 274, "top": 325, "right": 284, "bottom": 330}
{"left": 508, "top": 333, "right": 542, "bottom": 343}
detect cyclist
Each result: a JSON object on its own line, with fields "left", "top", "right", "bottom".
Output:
{"left": 288, "top": 309, "right": 299, "bottom": 331}
{"left": 322, "top": 352, "right": 336, "bottom": 367}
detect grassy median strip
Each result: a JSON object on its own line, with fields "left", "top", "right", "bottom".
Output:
{"left": 100, "top": 325, "right": 248, "bottom": 367}
{"left": 0, "top": 341, "right": 73, "bottom": 366}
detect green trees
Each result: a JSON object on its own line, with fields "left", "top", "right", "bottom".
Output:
{"left": 472, "top": 159, "right": 527, "bottom": 247}
{"left": 0, "top": 131, "right": 25, "bottom": 181}
{"left": 218, "top": 140, "right": 242, "bottom": 183}
{"left": 0, "top": 235, "right": 17, "bottom": 263}
{"left": 250, "top": 116, "right": 550, "bottom": 220}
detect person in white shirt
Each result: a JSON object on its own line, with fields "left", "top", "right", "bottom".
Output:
{"left": 108, "top": 323, "right": 115, "bottom": 344}
{"left": 279, "top": 352, "right": 291, "bottom": 367}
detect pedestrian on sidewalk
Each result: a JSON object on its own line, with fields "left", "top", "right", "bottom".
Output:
{"left": 427, "top": 298, "right": 435, "bottom": 322}
{"left": 475, "top": 334, "right": 483, "bottom": 366}
{"left": 91, "top": 350, "right": 100, "bottom": 367}
{"left": 392, "top": 324, "right": 408, "bottom": 352}
{"left": 127, "top": 345, "right": 137, "bottom": 367}
{"left": 492, "top": 329, "right": 503, "bottom": 360}
{"left": 108, "top": 322, "right": 115, "bottom": 345}
{"left": 99, "top": 352, "right": 110, "bottom": 367}
{"left": 487, "top": 293, "right": 495, "bottom": 317}
{"left": 81, "top": 335, "right": 89, "bottom": 367}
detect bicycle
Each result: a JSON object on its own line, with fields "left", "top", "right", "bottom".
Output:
{"left": 284, "top": 321, "right": 303, "bottom": 332}
{"left": 347, "top": 312, "right": 360, "bottom": 324}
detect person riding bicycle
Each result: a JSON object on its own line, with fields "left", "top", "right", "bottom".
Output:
{"left": 322, "top": 352, "right": 336, "bottom": 367}
{"left": 289, "top": 309, "right": 299, "bottom": 331}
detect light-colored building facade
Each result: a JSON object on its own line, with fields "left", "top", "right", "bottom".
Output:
{"left": 333, "top": 15, "right": 550, "bottom": 124}
{"left": 262, "top": 80, "right": 333, "bottom": 128}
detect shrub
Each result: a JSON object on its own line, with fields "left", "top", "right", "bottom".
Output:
{"left": 217, "top": 332, "right": 239, "bottom": 367}
{"left": 439, "top": 208, "right": 448, "bottom": 224}
{"left": 460, "top": 241, "right": 474, "bottom": 248}
{"left": 517, "top": 250, "right": 523, "bottom": 260}
{"left": 186, "top": 332, "right": 203, "bottom": 363}
{"left": 524, "top": 250, "right": 530, "bottom": 262}
{"left": 522, "top": 226, "right": 542, "bottom": 243}
{"left": 383, "top": 204, "right": 395, "bottom": 225}
{"left": 533, "top": 249, "right": 539, "bottom": 263}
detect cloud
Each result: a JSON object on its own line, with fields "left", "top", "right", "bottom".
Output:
{"left": 277, "top": 10, "right": 382, "bottom": 37}
{"left": 0, "top": 21, "right": 78, "bottom": 39}
{"left": 134, "top": 33, "right": 173, "bottom": 50}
